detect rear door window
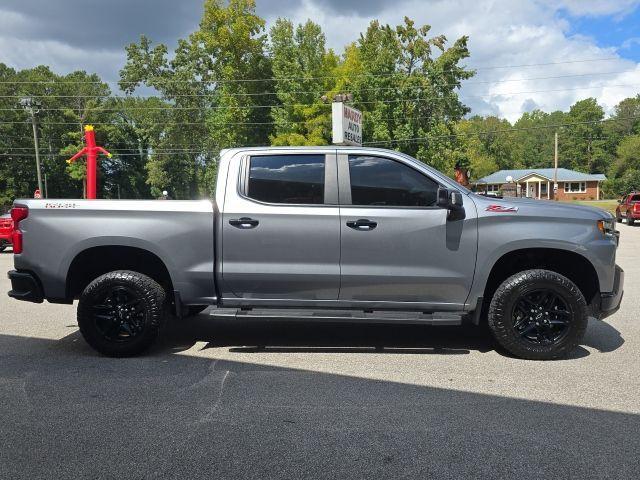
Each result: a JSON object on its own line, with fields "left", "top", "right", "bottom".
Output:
{"left": 247, "top": 154, "right": 325, "bottom": 204}
{"left": 630, "top": 194, "right": 640, "bottom": 202}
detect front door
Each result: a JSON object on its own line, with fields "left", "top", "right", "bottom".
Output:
{"left": 338, "top": 154, "right": 478, "bottom": 310}
{"left": 221, "top": 152, "right": 340, "bottom": 301}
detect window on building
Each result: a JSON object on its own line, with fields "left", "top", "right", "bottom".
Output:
{"left": 540, "top": 183, "right": 548, "bottom": 195}
{"left": 247, "top": 154, "right": 325, "bottom": 204}
{"left": 348, "top": 155, "right": 439, "bottom": 207}
{"left": 486, "top": 184, "right": 500, "bottom": 192}
{"left": 564, "top": 182, "right": 586, "bottom": 193}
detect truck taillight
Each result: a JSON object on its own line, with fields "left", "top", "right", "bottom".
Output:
{"left": 634, "top": 203, "right": 640, "bottom": 212}
{"left": 10, "top": 206, "right": 28, "bottom": 254}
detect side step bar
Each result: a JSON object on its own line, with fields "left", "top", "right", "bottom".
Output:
{"left": 209, "top": 308, "right": 463, "bottom": 326}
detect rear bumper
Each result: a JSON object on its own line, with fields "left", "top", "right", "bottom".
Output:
{"left": 7, "top": 270, "right": 44, "bottom": 303}
{"left": 595, "top": 265, "right": 624, "bottom": 320}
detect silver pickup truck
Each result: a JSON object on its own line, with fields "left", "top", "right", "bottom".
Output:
{"left": 7, "top": 146, "right": 623, "bottom": 359}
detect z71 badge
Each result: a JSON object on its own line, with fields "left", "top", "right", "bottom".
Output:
{"left": 486, "top": 204, "right": 518, "bottom": 213}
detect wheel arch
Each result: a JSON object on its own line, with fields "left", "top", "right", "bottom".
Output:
{"left": 66, "top": 245, "right": 174, "bottom": 300}
{"left": 482, "top": 247, "right": 600, "bottom": 310}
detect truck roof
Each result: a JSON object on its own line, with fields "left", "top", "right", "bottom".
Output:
{"left": 220, "top": 146, "right": 403, "bottom": 156}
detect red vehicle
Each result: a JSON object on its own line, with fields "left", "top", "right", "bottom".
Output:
{"left": 0, "top": 214, "right": 13, "bottom": 252}
{"left": 615, "top": 192, "right": 640, "bottom": 225}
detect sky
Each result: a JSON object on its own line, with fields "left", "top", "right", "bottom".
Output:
{"left": 0, "top": 0, "right": 639, "bottom": 122}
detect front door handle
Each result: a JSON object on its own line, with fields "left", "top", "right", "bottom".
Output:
{"left": 346, "top": 219, "right": 377, "bottom": 230}
{"left": 229, "top": 217, "right": 259, "bottom": 229}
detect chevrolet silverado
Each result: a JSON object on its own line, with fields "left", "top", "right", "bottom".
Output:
{"left": 7, "top": 147, "right": 624, "bottom": 359}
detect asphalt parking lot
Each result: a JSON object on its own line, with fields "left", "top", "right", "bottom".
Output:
{"left": 1, "top": 225, "right": 639, "bottom": 479}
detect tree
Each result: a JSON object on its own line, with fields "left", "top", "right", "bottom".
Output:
{"left": 0, "top": 65, "right": 112, "bottom": 203}
{"left": 351, "top": 17, "right": 474, "bottom": 173}
{"left": 559, "top": 98, "right": 607, "bottom": 173}
{"left": 120, "top": 0, "right": 272, "bottom": 198}
{"left": 98, "top": 97, "right": 170, "bottom": 199}
{"left": 269, "top": 19, "right": 333, "bottom": 145}
{"left": 512, "top": 109, "right": 565, "bottom": 169}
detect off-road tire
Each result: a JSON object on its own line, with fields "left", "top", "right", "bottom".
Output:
{"left": 78, "top": 270, "right": 166, "bottom": 357}
{"left": 616, "top": 213, "right": 622, "bottom": 223}
{"left": 626, "top": 215, "right": 634, "bottom": 226}
{"left": 488, "top": 269, "right": 588, "bottom": 360}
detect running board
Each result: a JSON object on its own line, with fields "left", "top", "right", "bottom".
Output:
{"left": 209, "top": 308, "right": 463, "bottom": 325}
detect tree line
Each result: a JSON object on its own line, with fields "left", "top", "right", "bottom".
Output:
{"left": 1, "top": 0, "right": 639, "bottom": 210}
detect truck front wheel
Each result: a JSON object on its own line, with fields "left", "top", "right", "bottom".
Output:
{"left": 77, "top": 270, "right": 167, "bottom": 357}
{"left": 488, "top": 269, "right": 588, "bottom": 360}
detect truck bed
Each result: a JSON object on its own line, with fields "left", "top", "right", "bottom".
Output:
{"left": 12, "top": 199, "right": 216, "bottom": 306}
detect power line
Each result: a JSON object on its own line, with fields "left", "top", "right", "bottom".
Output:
{"left": 1, "top": 135, "right": 617, "bottom": 153}
{"left": 1, "top": 84, "right": 639, "bottom": 128}
{"left": 0, "top": 57, "right": 623, "bottom": 86}
{"left": 0, "top": 119, "right": 313, "bottom": 126}
{"left": 1, "top": 82, "right": 638, "bottom": 115}
{"left": 362, "top": 114, "right": 640, "bottom": 145}
{"left": 0, "top": 69, "right": 635, "bottom": 99}
{"left": 2, "top": 114, "right": 639, "bottom": 155}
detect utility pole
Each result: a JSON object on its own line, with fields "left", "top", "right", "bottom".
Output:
{"left": 553, "top": 131, "right": 558, "bottom": 198}
{"left": 20, "top": 97, "right": 44, "bottom": 196}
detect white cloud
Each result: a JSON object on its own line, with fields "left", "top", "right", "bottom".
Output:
{"left": 0, "top": 0, "right": 638, "bottom": 121}
{"left": 262, "top": 0, "right": 640, "bottom": 121}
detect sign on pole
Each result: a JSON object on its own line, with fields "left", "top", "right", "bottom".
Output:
{"left": 332, "top": 102, "right": 362, "bottom": 146}
{"left": 33, "top": 189, "right": 41, "bottom": 199}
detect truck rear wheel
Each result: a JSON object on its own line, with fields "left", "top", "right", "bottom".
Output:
{"left": 77, "top": 270, "right": 166, "bottom": 357}
{"left": 488, "top": 269, "right": 588, "bottom": 360}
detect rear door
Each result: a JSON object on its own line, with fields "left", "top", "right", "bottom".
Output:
{"left": 337, "top": 153, "right": 478, "bottom": 310}
{"left": 221, "top": 150, "right": 340, "bottom": 301}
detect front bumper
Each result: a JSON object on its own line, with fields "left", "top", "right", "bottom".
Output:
{"left": 7, "top": 270, "right": 44, "bottom": 303}
{"left": 596, "top": 265, "right": 624, "bottom": 320}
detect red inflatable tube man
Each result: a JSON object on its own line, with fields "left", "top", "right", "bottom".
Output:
{"left": 66, "top": 125, "right": 111, "bottom": 199}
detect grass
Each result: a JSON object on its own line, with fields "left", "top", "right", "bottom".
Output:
{"left": 572, "top": 199, "right": 618, "bottom": 215}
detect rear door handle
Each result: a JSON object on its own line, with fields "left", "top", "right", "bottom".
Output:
{"left": 229, "top": 217, "right": 259, "bottom": 229}
{"left": 346, "top": 219, "right": 377, "bottom": 230}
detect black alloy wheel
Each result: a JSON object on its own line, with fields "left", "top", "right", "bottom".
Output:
{"left": 78, "top": 270, "right": 166, "bottom": 357}
{"left": 91, "top": 285, "right": 147, "bottom": 342}
{"left": 512, "top": 289, "right": 571, "bottom": 346}
{"left": 488, "top": 269, "right": 588, "bottom": 360}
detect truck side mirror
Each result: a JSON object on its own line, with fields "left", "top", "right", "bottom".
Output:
{"left": 437, "top": 187, "right": 464, "bottom": 211}
{"left": 450, "top": 191, "right": 464, "bottom": 209}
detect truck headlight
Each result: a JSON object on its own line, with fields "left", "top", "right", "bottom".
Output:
{"left": 598, "top": 219, "right": 618, "bottom": 242}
